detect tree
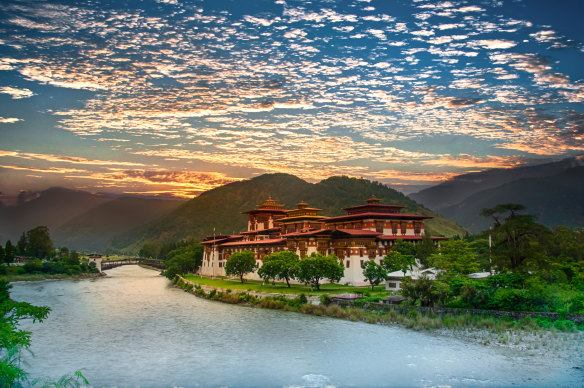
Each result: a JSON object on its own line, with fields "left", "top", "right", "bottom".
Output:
{"left": 0, "top": 244, "right": 4, "bottom": 264}
{"left": 257, "top": 251, "right": 299, "bottom": 287}
{"left": 428, "top": 240, "right": 480, "bottom": 275}
{"left": 25, "top": 226, "right": 54, "bottom": 259}
{"left": 481, "top": 204, "right": 549, "bottom": 271}
{"left": 65, "top": 250, "right": 80, "bottom": 266}
{"left": 59, "top": 246, "right": 70, "bottom": 261}
{"left": 139, "top": 241, "right": 163, "bottom": 260}
{"left": 16, "top": 233, "right": 27, "bottom": 256}
{"left": 164, "top": 244, "right": 203, "bottom": 279}
{"left": 382, "top": 249, "right": 414, "bottom": 275}
{"left": 225, "top": 251, "right": 257, "bottom": 283}
{"left": 400, "top": 275, "right": 449, "bottom": 307}
{"left": 415, "top": 234, "right": 436, "bottom": 267}
{"left": 1, "top": 279, "right": 50, "bottom": 386}
{"left": 296, "top": 253, "right": 344, "bottom": 290}
{"left": 361, "top": 260, "right": 387, "bottom": 290}
{"left": 4, "top": 241, "right": 15, "bottom": 264}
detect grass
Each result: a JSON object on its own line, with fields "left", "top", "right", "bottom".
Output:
{"left": 182, "top": 274, "right": 389, "bottom": 296}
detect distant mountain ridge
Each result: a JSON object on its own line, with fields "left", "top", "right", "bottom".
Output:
{"left": 411, "top": 157, "right": 584, "bottom": 233}
{"left": 0, "top": 187, "right": 184, "bottom": 251}
{"left": 112, "top": 173, "right": 466, "bottom": 253}
{"left": 410, "top": 156, "right": 584, "bottom": 211}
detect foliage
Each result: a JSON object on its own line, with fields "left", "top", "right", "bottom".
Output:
{"left": 296, "top": 253, "right": 344, "bottom": 290}
{"left": 361, "top": 260, "right": 387, "bottom": 290}
{"left": 164, "top": 244, "right": 203, "bottom": 279}
{"left": 1, "top": 280, "right": 50, "bottom": 386}
{"left": 139, "top": 241, "right": 163, "bottom": 260}
{"left": 481, "top": 204, "right": 549, "bottom": 271}
{"left": 4, "top": 241, "right": 15, "bottom": 264}
{"left": 415, "top": 234, "right": 436, "bottom": 266}
{"left": 225, "top": 251, "right": 257, "bottom": 283}
{"left": 428, "top": 240, "right": 480, "bottom": 275}
{"left": 16, "top": 233, "right": 27, "bottom": 257}
{"left": 257, "top": 251, "right": 299, "bottom": 287}
{"left": 382, "top": 249, "right": 414, "bottom": 275}
{"left": 64, "top": 250, "right": 80, "bottom": 266}
{"left": 400, "top": 275, "right": 449, "bottom": 307}
{"left": 26, "top": 226, "right": 54, "bottom": 259}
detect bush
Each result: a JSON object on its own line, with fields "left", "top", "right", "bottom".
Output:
{"left": 320, "top": 294, "right": 333, "bottom": 306}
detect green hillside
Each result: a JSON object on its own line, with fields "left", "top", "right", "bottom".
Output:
{"left": 439, "top": 167, "right": 584, "bottom": 233}
{"left": 54, "top": 197, "right": 184, "bottom": 252}
{"left": 114, "top": 173, "right": 466, "bottom": 253}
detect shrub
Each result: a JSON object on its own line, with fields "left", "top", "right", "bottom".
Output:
{"left": 320, "top": 294, "right": 333, "bottom": 306}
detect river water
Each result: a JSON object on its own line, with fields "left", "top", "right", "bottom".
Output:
{"left": 11, "top": 265, "right": 583, "bottom": 388}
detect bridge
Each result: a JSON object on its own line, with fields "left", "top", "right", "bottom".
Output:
{"left": 97, "top": 258, "right": 166, "bottom": 272}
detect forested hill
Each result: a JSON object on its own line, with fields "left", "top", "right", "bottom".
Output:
{"left": 113, "top": 173, "right": 466, "bottom": 253}
{"left": 438, "top": 166, "right": 584, "bottom": 233}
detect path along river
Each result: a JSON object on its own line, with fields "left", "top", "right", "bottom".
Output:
{"left": 11, "top": 265, "right": 584, "bottom": 388}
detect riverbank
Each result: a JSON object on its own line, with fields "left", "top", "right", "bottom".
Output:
{"left": 175, "top": 275, "right": 584, "bottom": 338}
{"left": 1, "top": 271, "right": 105, "bottom": 282}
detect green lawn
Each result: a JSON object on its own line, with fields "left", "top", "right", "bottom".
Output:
{"left": 182, "top": 274, "right": 390, "bottom": 296}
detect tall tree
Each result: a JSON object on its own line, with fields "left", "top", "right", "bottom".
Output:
{"left": 225, "top": 250, "right": 257, "bottom": 283}
{"left": 16, "top": 232, "right": 27, "bottom": 256}
{"left": 415, "top": 234, "right": 436, "bottom": 266}
{"left": 361, "top": 260, "right": 388, "bottom": 290}
{"left": 25, "top": 226, "right": 54, "bottom": 259}
{"left": 481, "top": 204, "right": 549, "bottom": 271}
{"left": 428, "top": 240, "right": 480, "bottom": 274}
{"left": 382, "top": 249, "right": 414, "bottom": 275}
{"left": 65, "top": 250, "right": 80, "bottom": 266}
{"left": 257, "top": 251, "right": 299, "bottom": 287}
{"left": 0, "top": 244, "right": 5, "bottom": 263}
{"left": 4, "top": 240, "right": 15, "bottom": 264}
{"left": 164, "top": 244, "right": 203, "bottom": 280}
{"left": 296, "top": 253, "right": 344, "bottom": 290}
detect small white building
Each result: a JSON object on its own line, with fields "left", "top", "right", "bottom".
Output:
{"left": 385, "top": 267, "right": 440, "bottom": 291}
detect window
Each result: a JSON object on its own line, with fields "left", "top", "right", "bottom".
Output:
{"left": 345, "top": 260, "right": 350, "bottom": 268}
{"left": 376, "top": 222, "right": 384, "bottom": 233}
{"left": 359, "top": 249, "right": 364, "bottom": 257}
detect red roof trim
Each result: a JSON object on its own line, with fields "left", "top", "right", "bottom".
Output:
{"left": 342, "top": 204, "right": 405, "bottom": 211}
{"left": 281, "top": 229, "right": 331, "bottom": 237}
{"left": 219, "top": 238, "right": 287, "bottom": 247}
{"left": 325, "top": 212, "right": 432, "bottom": 222}
{"left": 335, "top": 228, "right": 382, "bottom": 236}
{"left": 240, "top": 227, "right": 281, "bottom": 235}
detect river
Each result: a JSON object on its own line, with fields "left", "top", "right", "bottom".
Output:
{"left": 11, "top": 265, "right": 584, "bottom": 387}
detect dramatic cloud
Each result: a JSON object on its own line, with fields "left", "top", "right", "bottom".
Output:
{"left": 0, "top": 0, "right": 582, "bottom": 197}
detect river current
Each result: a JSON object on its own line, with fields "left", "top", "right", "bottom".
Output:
{"left": 11, "top": 265, "right": 584, "bottom": 388}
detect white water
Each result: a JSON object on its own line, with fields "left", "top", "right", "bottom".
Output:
{"left": 11, "top": 265, "right": 584, "bottom": 387}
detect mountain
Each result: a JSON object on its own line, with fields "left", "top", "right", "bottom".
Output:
{"left": 410, "top": 157, "right": 584, "bottom": 211}
{"left": 0, "top": 187, "right": 111, "bottom": 243}
{"left": 53, "top": 197, "right": 184, "bottom": 252}
{"left": 113, "top": 173, "right": 466, "bottom": 253}
{"left": 437, "top": 166, "right": 584, "bottom": 233}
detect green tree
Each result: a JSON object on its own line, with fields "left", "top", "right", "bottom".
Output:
{"left": 4, "top": 241, "right": 15, "bottom": 264}
{"left": 1, "top": 279, "right": 50, "bottom": 386}
{"left": 361, "top": 260, "right": 387, "bottom": 290}
{"left": 400, "top": 275, "right": 449, "bottom": 307}
{"left": 65, "top": 250, "right": 80, "bottom": 266}
{"left": 429, "top": 240, "right": 480, "bottom": 275}
{"left": 164, "top": 244, "right": 203, "bottom": 279}
{"left": 59, "top": 246, "right": 70, "bottom": 261}
{"left": 0, "top": 245, "right": 4, "bottom": 264}
{"left": 25, "top": 226, "right": 54, "bottom": 259}
{"left": 225, "top": 250, "right": 257, "bottom": 283}
{"left": 139, "top": 241, "right": 163, "bottom": 259}
{"left": 296, "top": 253, "right": 344, "bottom": 290}
{"left": 481, "top": 204, "right": 549, "bottom": 271}
{"left": 257, "top": 251, "right": 299, "bottom": 287}
{"left": 415, "top": 234, "right": 436, "bottom": 266}
{"left": 382, "top": 249, "right": 414, "bottom": 275}
{"left": 16, "top": 233, "right": 27, "bottom": 257}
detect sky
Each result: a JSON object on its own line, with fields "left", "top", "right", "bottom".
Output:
{"left": 1, "top": 0, "right": 583, "bottom": 202}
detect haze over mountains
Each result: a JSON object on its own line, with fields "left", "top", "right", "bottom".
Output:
{"left": 410, "top": 157, "right": 584, "bottom": 233}
{"left": 0, "top": 175, "right": 464, "bottom": 254}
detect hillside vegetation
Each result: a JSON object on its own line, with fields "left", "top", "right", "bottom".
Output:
{"left": 114, "top": 173, "right": 465, "bottom": 253}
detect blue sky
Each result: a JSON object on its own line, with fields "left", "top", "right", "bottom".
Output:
{"left": 1, "top": 0, "right": 583, "bottom": 200}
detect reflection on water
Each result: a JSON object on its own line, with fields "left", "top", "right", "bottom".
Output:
{"left": 11, "top": 266, "right": 584, "bottom": 388}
